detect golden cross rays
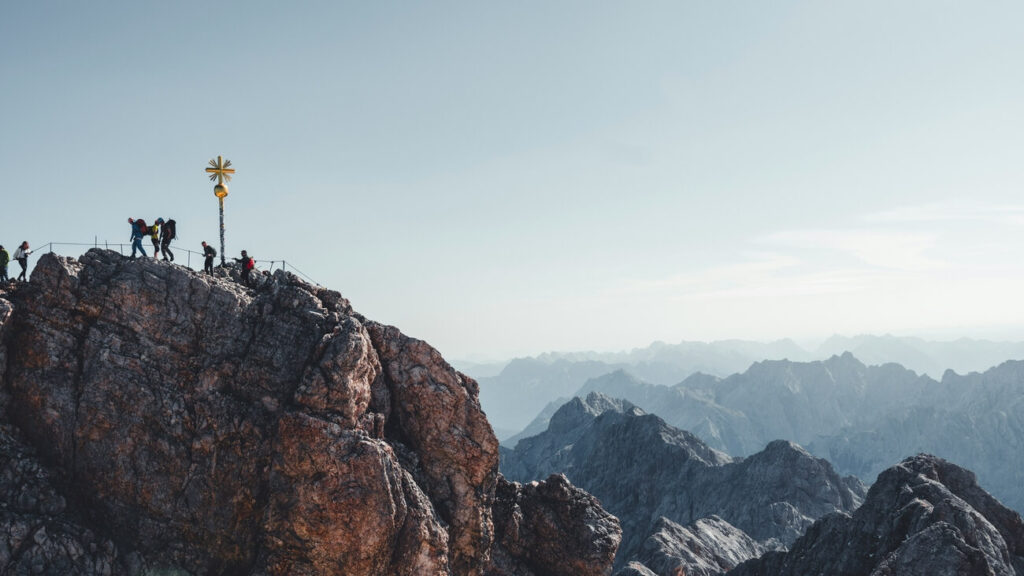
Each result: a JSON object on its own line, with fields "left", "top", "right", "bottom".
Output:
{"left": 206, "top": 155, "right": 235, "bottom": 185}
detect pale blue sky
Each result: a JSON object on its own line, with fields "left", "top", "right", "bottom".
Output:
{"left": 3, "top": 2, "right": 1024, "bottom": 359}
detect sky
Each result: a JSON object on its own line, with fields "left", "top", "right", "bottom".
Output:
{"left": 3, "top": 2, "right": 1024, "bottom": 360}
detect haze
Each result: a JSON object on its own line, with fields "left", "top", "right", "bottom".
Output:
{"left": 3, "top": 1, "right": 1023, "bottom": 359}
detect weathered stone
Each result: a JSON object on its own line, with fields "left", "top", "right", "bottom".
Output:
{"left": 488, "top": 474, "right": 621, "bottom": 576}
{"left": 625, "top": 516, "right": 766, "bottom": 576}
{"left": 366, "top": 321, "right": 500, "bottom": 576}
{"left": 262, "top": 413, "right": 448, "bottom": 575}
{"left": 503, "top": 392, "right": 863, "bottom": 567}
{"left": 0, "top": 421, "right": 127, "bottom": 575}
{"left": 0, "top": 250, "right": 589, "bottom": 576}
{"left": 729, "top": 454, "right": 1024, "bottom": 576}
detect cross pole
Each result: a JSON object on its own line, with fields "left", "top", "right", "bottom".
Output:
{"left": 205, "top": 155, "right": 235, "bottom": 266}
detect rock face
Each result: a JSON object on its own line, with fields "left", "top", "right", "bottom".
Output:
{"left": 0, "top": 250, "right": 620, "bottom": 575}
{"left": 489, "top": 474, "right": 621, "bottom": 576}
{"left": 810, "top": 360, "right": 1024, "bottom": 514}
{"left": 729, "top": 454, "right": 1024, "bottom": 576}
{"left": 501, "top": 392, "right": 864, "bottom": 569}
{"left": 616, "top": 516, "right": 767, "bottom": 576}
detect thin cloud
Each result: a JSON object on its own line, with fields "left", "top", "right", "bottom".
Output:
{"left": 868, "top": 201, "right": 1024, "bottom": 226}
{"left": 761, "top": 229, "right": 946, "bottom": 272}
{"left": 609, "top": 253, "right": 882, "bottom": 302}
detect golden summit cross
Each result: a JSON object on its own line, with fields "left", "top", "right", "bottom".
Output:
{"left": 205, "top": 155, "right": 236, "bottom": 266}
{"left": 206, "top": 155, "right": 235, "bottom": 186}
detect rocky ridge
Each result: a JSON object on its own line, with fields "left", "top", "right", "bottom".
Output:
{"left": 616, "top": 516, "right": 767, "bottom": 576}
{"left": 501, "top": 392, "right": 864, "bottom": 570}
{"left": 575, "top": 356, "right": 1024, "bottom": 513}
{"left": 0, "top": 250, "right": 621, "bottom": 575}
{"left": 729, "top": 454, "right": 1024, "bottom": 576}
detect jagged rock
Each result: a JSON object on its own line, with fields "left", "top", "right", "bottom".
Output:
{"left": 0, "top": 250, "right": 611, "bottom": 575}
{"left": 502, "top": 392, "right": 863, "bottom": 567}
{"left": 366, "top": 321, "right": 500, "bottom": 574}
{"left": 623, "top": 516, "right": 767, "bottom": 576}
{"left": 729, "top": 454, "right": 1024, "bottom": 576}
{"left": 0, "top": 420, "right": 127, "bottom": 575}
{"left": 262, "top": 413, "right": 450, "bottom": 575}
{"left": 613, "top": 563, "right": 659, "bottom": 576}
{"left": 811, "top": 359, "right": 1024, "bottom": 513}
{"left": 487, "top": 474, "right": 621, "bottom": 576}
{"left": 570, "top": 355, "right": 1024, "bottom": 514}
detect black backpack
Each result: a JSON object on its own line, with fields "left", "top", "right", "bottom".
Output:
{"left": 164, "top": 219, "right": 177, "bottom": 240}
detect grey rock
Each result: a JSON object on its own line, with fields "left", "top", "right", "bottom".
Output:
{"left": 627, "top": 516, "right": 767, "bottom": 576}
{"left": 502, "top": 392, "right": 862, "bottom": 567}
{"left": 613, "top": 562, "right": 659, "bottom": 576}
{"left": 729, "top": 454, "right": 1024, "bottom": 576}
{"left": 811, "top": 359, "right": 1024, "bottom": 513}
{"left": 572, "top": 354, "right": 1024, "bottom": 514}
{"left": 488, "top": 474, "right": 621, "bottom": 576}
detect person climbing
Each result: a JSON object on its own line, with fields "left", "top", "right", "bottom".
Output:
{"left": 129, "top": 218, "right": 148, "bottom": 259}
{"left": 0, "top": 245, "right": 9, "bottom": 283}
{"left": 13, "top": 241, "right": 31, "bottom": 282}
{"left": 202, "top": 241, "right": 216, "bottom": 274}
{"left": 159, "top": 218, "right": 177, "bottom": 262}
{"left": 235, "top": 250, "right": 255, "bottom": 286}
{"left": 149, "top": 219, "right": 161, "bottom": 259}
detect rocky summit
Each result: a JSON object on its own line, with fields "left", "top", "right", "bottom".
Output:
{"left": 729, "top": 454, "right": 1024, "bottom": 576}
{"left": 0, "top": 250, "right": 620, "bottom": 575}
{"left": 501, "top": 392, "right": 865, "bottom": 571}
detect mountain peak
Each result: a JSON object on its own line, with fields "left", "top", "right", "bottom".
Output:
{"left": 0, "top": 249, "right": 619, "bottom": 575}
{"left": 732, "top": 454, "right": 1024, "bottom": 576}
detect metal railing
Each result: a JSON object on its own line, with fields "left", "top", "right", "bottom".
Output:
{"left": 36, "top": 241, "right": 320, "bottom": 286}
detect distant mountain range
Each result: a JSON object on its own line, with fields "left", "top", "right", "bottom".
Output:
{"left": 473, "top": 335, "right": 1024, "bottom": 437}
{"left": 517, "top": 353, "right": 1024, "bottom": 514}
{"left": 502, "top": 391, "right": 1024, "bottom": 576}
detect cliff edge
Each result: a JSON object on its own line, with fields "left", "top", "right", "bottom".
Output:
{"left": 0, "top": 250, "right": 620, "bottom": 575}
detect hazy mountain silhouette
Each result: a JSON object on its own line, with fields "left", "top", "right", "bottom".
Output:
{"left": 477, "top": 335, "right": 1024, "bottom": 441}
{"left": 521, "top": 354, "right": 1024, "bottom": 513}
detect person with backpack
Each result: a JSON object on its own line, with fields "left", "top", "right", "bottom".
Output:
{"left": 235, "top": 250, "right": 255, "bottom": 286}
{"left": 159, "top": 218, "right": 177, "bottom": 262}
{"left": 0, "top": 245, "right": 9, "bottom": 282}
{"left": 149, "top": 219, "right": 161, "bottom": 259}
{"left": 128, "top": 218, "right": 148, "bottom": 259}
{"left": 13, "top": 241, "right": 31, "bottom": 282}
{"left": 202, "top": 241, "right": 216, "bottom": 274}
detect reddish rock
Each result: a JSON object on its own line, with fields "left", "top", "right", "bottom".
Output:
{"left": 0, "top": 250, "right": 617, "bottom": 575}
{"left": 263, "top": 413, "right": 449, "bottom": 575}
{"left": 366, "top": 321, "right": 501, "bottom": 576}
{"left": 488, "top": 474, "right": 621, "bottom": 576}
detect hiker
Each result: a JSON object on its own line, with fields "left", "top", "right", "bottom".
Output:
{"left": 13, "top": 241, "right": 31, "bottom": 282}
{"left": 0, "top": 245, "right": 9, "bottom": 282}
{"left": 202, "top": 241, "right": 216, "bottom": 274}
{"left": 150, "top": 219, "right": 161, "bottom": 258}
{"left": 159, "top": 218, "right": 176, "bottom": 262}
{"left": 128, "top": 218, "right": 148, "bottom": 259}
{"left": 235, "top": 250, "right": 255, "bottom": 285}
